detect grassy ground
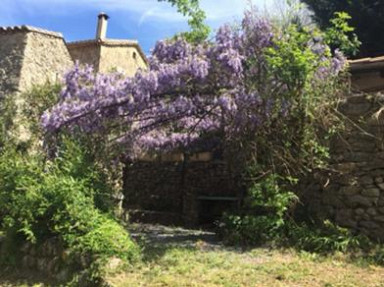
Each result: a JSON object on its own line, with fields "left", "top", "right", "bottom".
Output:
{"left": 106, "top": 244, "right": 384, "bottom": 287}
{"left": 1, "top": 224, "right": 384, "bottom": 287}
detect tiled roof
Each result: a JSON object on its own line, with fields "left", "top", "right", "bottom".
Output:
{"left": 0, "top": 25, "right": 64, "bottom": 38}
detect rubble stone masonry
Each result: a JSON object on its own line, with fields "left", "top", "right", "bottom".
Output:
{"left": 303, "top": 93, "right": 384, "bottom": 240}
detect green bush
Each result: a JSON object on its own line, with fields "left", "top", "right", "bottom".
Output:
{"left": 217, "top": 172, "right": 376, "bottom": 255}
{"left": 219, "top": 214, "right": 284, "bottom": 246}
{"left": 284, "top": 220, "right": 370, "bottom": 253}
{"left": 218, "top": 173, "right": 298, "bottom": 246}
{"left": 0, "top": 143, "right": 140, "bottom": 282}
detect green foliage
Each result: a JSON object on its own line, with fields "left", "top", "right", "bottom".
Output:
{"left": 159, "top": 0, "right": 210, "bottom": 42}
{"left": 0, "top": 94, "right": 16, "bottom": 149}
{"left": 324, "top": 12, "right": 361, "bottom": 56}
{"left": 302, "top": 0, "right": 383, "bottom": 57}
{"left": 0, "top": 84, "right": 61, "bottom": 152}
{"left": 245, "top": 173, "right": 298, "bottom": 219}
{"left": 219, "top": 214, "right": 283, "bottom": 246}
{"left": 266, "top": 24, "right": 318, "bottom": 91}
{"left": 219, "top": 173, "right": 298, "bottom": 246}
{"left": 0, "top": 143, "right": 140, "bottom": 283}
{"left": 20, "top": 83, "right": 61, "bottom": 144}
{"left": 285, "top": 220, "right": 369, "bottom": 253}
{"left": 252, "top": 21, "right": 345, "bottom": 179}
{"left": 219, "top": 198, "right": 373, "bottom": 254}
{"left": 372, "top": 246, "right": 384, "bottom": 265}
{"left": 218, "top": 171, "right": 375, "bottom": 255}
{"left": 54, "top": 137, "right": 115, "bottom": 213}
{"left": 223, "top": 21, "right": 347, "bottom": 247}
{"left": 0, "top": 84, "right": 140, "bottom": 284}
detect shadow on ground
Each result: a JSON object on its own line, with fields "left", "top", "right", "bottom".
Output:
{"left": 128, "top": 223, "right": 220, "bottom": 247}
{"left": 127, "top": 223, "right": 234, "bottom": 262}
{"left": 0, "top": 267, "right": 56, "bottom": 287}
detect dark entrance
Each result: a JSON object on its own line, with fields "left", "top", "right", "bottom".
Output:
{"left": 197, "top": 196, "right": 239, "bottom": 227}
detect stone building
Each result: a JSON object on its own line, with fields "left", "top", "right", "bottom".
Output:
{"left": 0, "top": 13, "right": 147, "bottom": 97}
{"left": 0, "top": 26, "right": 73, "bottom": 98}
{"left": 0, "top": 13, "right": 147, "bottom": 141}
{"left": 67, "top": 13, "right": 147, "bottom": 77}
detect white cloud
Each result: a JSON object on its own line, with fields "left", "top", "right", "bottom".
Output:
{"left": 0, "top": 0, "right": 272, "bottom": 26}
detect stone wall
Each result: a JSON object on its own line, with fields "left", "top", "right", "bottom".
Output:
{"left": 0, "top": 26, "right": 74, "bottom": 142}
{"left": 19, "top": 29, "right": 73, "bottom": 91}
{"left": 0, "top": 30, "right": 27, "bottom": 97}
{"left": 0, "top": 26, "right": 73, "bottom": 97}
{"left": 67, "top": 41, "right": 101, "bottom": 70}
{"left": 67, "top": 39, "right": 147, "bottom": 76}
{"left": 351, "top": 70, "right": 384, "bottom": 92}
{"left": 19, "top": 239, "right": 70, "bottom": 281}
{"left": 303, "top": 92, "right": 384, "bottom": 240}
{"left": 99, "top": 41, "right": 147, "bottom": 76}
{"left": 123, "top": 159, "right": 238, "bottom": 226}
{"left": 0, "top": 237, "right": 99, "bottom": 283}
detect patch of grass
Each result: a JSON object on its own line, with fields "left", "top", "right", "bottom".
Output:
{"left": 106, "top": 245, "right": 384, "bottom": 287}
{"left": 2, "top": 235, "right": 384, "bottom": 287}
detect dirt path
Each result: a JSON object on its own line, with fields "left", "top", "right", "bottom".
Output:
{"left": 128, "top": 223, "right": 221, "bottom": 248}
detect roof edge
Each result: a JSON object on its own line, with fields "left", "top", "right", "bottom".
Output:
{"left": 349, "top": 56, "right": 384, "bottom": 72}
{"left": 0, "top": 25, "right": 64, "bottom": 38}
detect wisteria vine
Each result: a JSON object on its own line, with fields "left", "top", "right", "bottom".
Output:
{"left": 42, "top": 10, "right": 347, "bottom": 165}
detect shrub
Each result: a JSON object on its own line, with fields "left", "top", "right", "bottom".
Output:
{"left": 217, "top": 171, "right": 374, "bottom": 254}
{"left": 284, "top": 220, "right": 370, "bottom": 253}
{"left": 218, "top": 173, "right": 298, "bottom": 246}
{"left": 0, "top": 144, "right": 140, "bottom": 283}
{"left": 219, "top": 214, "right": 284, "bottom": 246}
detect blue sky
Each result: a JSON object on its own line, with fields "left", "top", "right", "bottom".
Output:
{"left": 0, "top": 0, "right": 275, "bottom": 54}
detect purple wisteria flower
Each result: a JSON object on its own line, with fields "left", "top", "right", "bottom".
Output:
{"left": 42, "top": 9, "right": 346, "bottom": 159}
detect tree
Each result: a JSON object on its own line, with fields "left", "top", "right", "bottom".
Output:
{"left": 159, "top": 0, "right": 210, "bottom": 42}
{"left": 302, "top": 0, "right": 384, "bottom": 58}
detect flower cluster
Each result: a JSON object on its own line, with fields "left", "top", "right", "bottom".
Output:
{"left": 42, "top": 10, "right": 347, "bottom": 160}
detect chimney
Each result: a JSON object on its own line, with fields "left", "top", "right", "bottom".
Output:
{"left": 96, "top": 12, "right": 109, "bottom": 40}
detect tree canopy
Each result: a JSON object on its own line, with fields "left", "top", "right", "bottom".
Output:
{"left": 159, "top": 0, "right": 210, "bottom": 42}
{"left": 302, "top": 0, "right": 384, "bottom": 58}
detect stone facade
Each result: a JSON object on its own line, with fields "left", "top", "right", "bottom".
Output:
{"left": 99, "top": 41, "right": 147, "bottom": 76}
{"left": 0, "top": 26, "right": 74, "bottom": 141}
{"left": 303, "top": 93, "right": 384, "bottom": 240}
{"left": 18, "top": 28, "right": 73, "bottom": 92}
{"left": 67, "top": 39, "right": 147, "bottom": 77}
{"left": 0, "top": 26, "right": 72, "bottom": 97}
{"left": 0, "top": 30, "right": 26, "bottom": 97}
{"left": 66, "top": 41, "right": 100, "bottom": 70}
